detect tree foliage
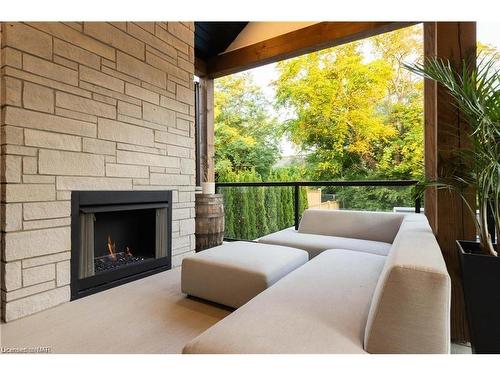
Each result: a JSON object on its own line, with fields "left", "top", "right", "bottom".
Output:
{"left": 275, "top": 42, "right": 396, "bottom": 179}
{"left": 215, "top": 74, "right": 281, "bottom": 180}
{"left": 220, "top": 168, "right": 308, "bottom": 240}
{"left": 274, "top": 24, "right": 424, "bottom": 185}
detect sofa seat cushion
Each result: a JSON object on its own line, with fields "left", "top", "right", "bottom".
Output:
{"left": 183, "top": 249, "right": 386, "bottom": 354}
{"left": 258, "top": 227, "right": 392, "bottom": 258}
{"left": 181, "top": 241, "right": 308, "bottom": 309}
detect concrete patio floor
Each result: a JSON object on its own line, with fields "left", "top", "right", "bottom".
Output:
{"left": 0, "top": 266, "right": 472, "bottom": 354}
{"left": 0, "top": 268, "right": 231, "bottom": 354}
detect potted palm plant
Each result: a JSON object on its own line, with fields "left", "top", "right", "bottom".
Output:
{"left": 406, "top": 54, "right": 499, "bottom": 353}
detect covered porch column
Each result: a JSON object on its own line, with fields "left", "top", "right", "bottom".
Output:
{"left": 423, "top": 22, "right": 477, "bottom": 342}
{"left": 195, "top": 58, "right": 215, "bottom": 184}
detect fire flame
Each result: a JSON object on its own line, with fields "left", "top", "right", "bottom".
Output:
{"left": 106, "top": 235, "right": 133, "bottom": 261}
{"left": 107, "top": 235, "right": 117, "bottom": 261}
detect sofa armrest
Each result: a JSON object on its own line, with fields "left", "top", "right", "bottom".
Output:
{"left": 363, "top": 218, "right": 451, "bottom": 354}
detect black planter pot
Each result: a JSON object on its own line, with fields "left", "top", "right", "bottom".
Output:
{"left": 458, "top": 240, "right": 500, "bottom": 353}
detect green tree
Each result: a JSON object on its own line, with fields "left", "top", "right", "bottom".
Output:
{"left": 275, "top": 42, "right": 395, "bottom": 180}
{"left": 275, "top": 25, "right": 424, "bottom": 210}
{"left": 215, "top": 73, "right": 281, "bottom": 180}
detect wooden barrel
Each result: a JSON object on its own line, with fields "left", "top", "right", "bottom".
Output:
{"left": 195, "top": 194, "right": 225, "bottom": 252}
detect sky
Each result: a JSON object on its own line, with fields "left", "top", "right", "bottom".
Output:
{"left": 224, "top": 22, "right": 499, "bottom": 157}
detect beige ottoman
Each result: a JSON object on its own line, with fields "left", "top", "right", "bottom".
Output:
{"left": 181, "top": 241, "right": 309, "bottom": 308}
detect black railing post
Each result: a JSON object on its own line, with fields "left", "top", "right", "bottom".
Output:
{"left": 294, "top": 183, "right": 300, "bottom": 230}
{"left": 415, "top": 197, "right": 421, "bottom": 213}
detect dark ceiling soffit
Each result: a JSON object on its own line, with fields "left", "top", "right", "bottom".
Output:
{"left": 205, "top": 21, "right": 419, "bottom": 78}
{"left": 195, "top": 22, "right": 248, "bottom": 61}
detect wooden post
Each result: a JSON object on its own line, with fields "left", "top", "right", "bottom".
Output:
{"left": 423, "top": 22, "right": 477, "bottom": 343}
{"left": 197, "top": 76, "right": 215, "bottom": 183}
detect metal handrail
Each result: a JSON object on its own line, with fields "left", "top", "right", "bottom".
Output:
{"left": 215, "top": 180, "right": 421, "bottom": 231}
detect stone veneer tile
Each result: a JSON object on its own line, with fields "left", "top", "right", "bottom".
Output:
{"left": 53, "top": 55, "right": 79, "bottom": 70}
{"left": 4, "top": 184, "right": 56, "bottom": 202}
{"left": 5, "top": 286, "right": 70, "bottom": 321}
{"left": 124, "top": 83, "right": 160, "bottom": 104}
{"left": 28, "top": 22, "right": 115, "bottom": 60}
{"left": 4, "top": 281, "right": 55, "bottom": 302}
{"left": 23, "top": 82, "right": 54, "bottom": 113}
{"left": 3, "top": 145, "right": 38, "bottom": 157}
{"left": 2, "top": 126, "right": 24, "bottom": 145}
{"left": 23, "top": 201, "right": 71, "bottom": 221}
{"left": 3, "top": 203, "right": 23, "bottom": 231}
{"left": 38, "top": 149, "right": 105, "bottom": 176}
{"left": 117, "top": 101, "right": 142, "bottom": 118}
{"left": 179, "top": 218, "right": 195, "bottom": 236}
{"left": 2, "top": 155, "right": 22, "bottom": 183}
{"left": 4, "top": 227, "right": 71, "bottom": 261}
{"left": 176, "top": 84, "right": 195, "bottom": 105}
{"left": 22, "top": 252, "right": 71, "bottom": 268}
{"left": 4, "top": 66, "right": 92, "bottom": 99}
{"left": 55, "top": 107, "right": 98, "bottom": 123}
{"left": 25, "top": 129, "right": 81, "bottom": 152}
{"left": 160, "top": 95, "right": 190, "bottom": 115}
{"left": 23, "top": 54, "right": 78, "bottom": 86}
{"left": 56, "top": 261, "right": 70, "bottom": 286}
{"left": 150, "top": 173, "right": 191, "bottom": 186}
{"left": 23, "top": 217, "right": 71, "bottom": 231}
{"left": 180, "top": 158, "right": 195, "bottom": 173}
{"left": 82, "top": 138, "right": 116, "bottom": 156}
{"left": 23, "top": 175, "right": 56, "bottom": 184}
{"left": 127, "top": 22, "right": 177, "bottom": 60}
{"left": 5, "top": 107, "right": 97, "bottom": 137}
{"left": 56, "top": 92, "right": 116, "bottom": 119}
{"left": 167, "top": 23, "right": 193, "bottom": 46}
{"left": 155, "top": 131, "right": 192, "bottom": 148}
{"left": 2, "top": 262, "right": 22, "bottom": 291}
{"left": 79, "top": 81, "right": 141, "bottom": 106}
{"left": 146, "top": 52, "right": 189, "bottom": 83}
{"left": 106, "top": 163, "right": 149, "bottom": 178}
{"left": 3, "top": 76, "right": 23, "bottom": 106}
{"left": 116, "top": 142, "right": 164, "bottom": 155}
{"left": 3, "top": 22, "right": 53, "bottom": 59}
{"left": 53, "top": 39, "right": 101, "bottom": 69}
{"left": 154, "top": 24, "right": 189, "bottom": 55}
{"left": 142, "top": 102, "right": 175, "bottom": 126}
{"left": 23, "top": 264, "right": 56, "bottom": 287}
{"left": 116, "top": 51, "right": 166, "bottom": 88}
{"left": 116, "top": 150, "right": 179, "bottom": 168}
{"left": 56, "top": 176, "right": 132, "bottom": 190}
{"left": 2, "top": 47, "right": 22, "bottom": 68}
{"left": 79, "top": 65, "right": 125, "bottom": 93}
{"left": 84, "top": 22, "right": 145, "bottom": 60}
{"left": 97, "top": 118, "right": 155, "bottom": 147}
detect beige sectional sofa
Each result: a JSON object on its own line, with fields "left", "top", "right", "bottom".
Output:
{"left": 183, "top": 209, "right": 451, "bottom": 354}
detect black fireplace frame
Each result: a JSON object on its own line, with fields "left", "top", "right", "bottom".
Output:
{"left": 71, "top": 190, "right": 172, "bottom": 300}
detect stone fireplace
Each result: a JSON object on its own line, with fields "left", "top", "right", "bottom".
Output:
{"left": 71, "top": 190, "right": 172, "bottom": 299}
{"left": 1, "top": 22, "right": 196, "bottom": 321}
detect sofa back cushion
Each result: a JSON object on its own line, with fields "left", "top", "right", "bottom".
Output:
{"left": 363, "top": 215, "right": 451, "bottom": 353}
{"left": 298, "top": 209, "right": 405, "bottom": 243}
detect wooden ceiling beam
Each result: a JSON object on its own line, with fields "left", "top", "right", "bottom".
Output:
{"left": 206, "top": 21, "right": 418, "bottom": 78}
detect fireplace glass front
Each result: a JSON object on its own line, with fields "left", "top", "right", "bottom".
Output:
{"left": 71, "top": 191, "right": 172, "bottom": 299}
